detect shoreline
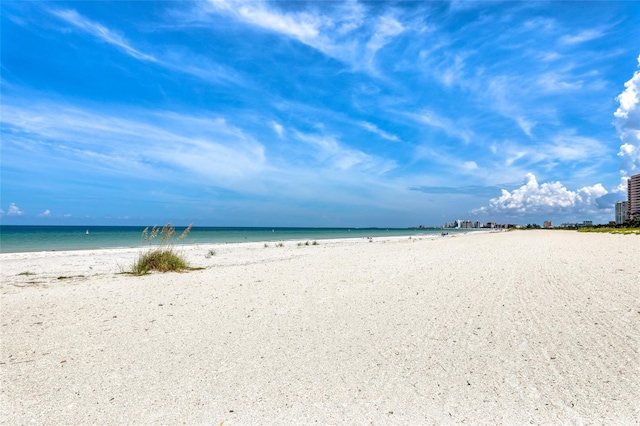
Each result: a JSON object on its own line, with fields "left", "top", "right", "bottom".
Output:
{"left": 0, "top": 227, "right": 482, "bottom": 255}
{"left": 0, "top": 229, "right": 488, "bottom": 257}
{"left": 0, "top": 232, "right": 478, "bottom": 284}
{"left": 2, "top": 230, "right": 638, "bottom": 423}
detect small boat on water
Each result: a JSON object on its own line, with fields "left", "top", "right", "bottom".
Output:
{"left": 86, "top": 230, "right": 89, "bottom": 235}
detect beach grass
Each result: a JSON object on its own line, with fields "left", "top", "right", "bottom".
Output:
{"left": 577, "top": 227, "right": 640, "bottom": 235}
{"left": 130, "top": 222, "right": 193, "bottom": 275}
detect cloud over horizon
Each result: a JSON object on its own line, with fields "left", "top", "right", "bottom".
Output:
{"left": 474, "top": 173, "right": 609, "bottom": 220}
{"left": 614, "top": 54, "right": 640, "bottom": 178}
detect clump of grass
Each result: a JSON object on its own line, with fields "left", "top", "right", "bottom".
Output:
{"left": 132, "top": 249, "right": 188, "bottom": 274}
{"left": 264, "top": 243, "right": 269, "bottom": 248}
{"left": 312, "top": 240, "right": 319, "bottom": 245}
{"left": 276, "top": 242, "right": 285, "bottom": 247}
{"left": 577, "top": 227, "right": 640, "bottom": 235}
{"left": 17, "top": 271, "right": 35, "bottom": 276}
{"left": 205, "top": 249, "right": 216, "bottom": 258}
{"left": 131, "top": 222, "right": 193, "bottom": 275}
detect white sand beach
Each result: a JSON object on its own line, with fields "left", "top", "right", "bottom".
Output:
{"left": 1, "top": 230, "right": 639, "bottom": 424}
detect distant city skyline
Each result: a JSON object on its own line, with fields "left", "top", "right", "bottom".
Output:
{"left": 1, "top": 1, "right": 639, "bottom": 227}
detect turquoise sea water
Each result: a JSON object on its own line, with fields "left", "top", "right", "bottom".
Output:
{"left": 0, "top": 225, "right": 467, "bottom": 253}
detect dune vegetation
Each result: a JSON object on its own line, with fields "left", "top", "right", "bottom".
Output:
{"left": 130, "top": 222, "right": 193, "bottom": 275}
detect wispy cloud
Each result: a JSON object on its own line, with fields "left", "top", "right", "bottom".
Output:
{"left": 50, "top": 8, "right": 241, "bottom": 85}
{"left": 271, "top": 121, "right": 284, "bottom": 137}
{"left": 1, "top": 102, "right": 267, "bottom": 186}
{"left": 294, "top": 131, "right": 396, "bottom": 174}
{"left": 208, "top": 0, "right": 322, "bottom": 40}
{"left": 359, "top": 121, "right": 399, "bottom": 142}
{"left": 537, "top": 72, "right": 583, "bottom": 92}
{"left": 50, "top": 9, "right": 158, "bottom": 62}
{"left": 201, "top": 0, "right": 405, "bottom": 74}
{"left": 411, "top": 110, "right": 473, "bottom": 144}
{"left": 560, "top": 29, "right": 604, "bottom": 45}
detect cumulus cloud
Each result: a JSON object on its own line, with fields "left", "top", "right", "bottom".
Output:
{"left": 614, "top": 54, "right": 640, "bottom": 177}
{"left": 39, "top": 209, "right": 51, "bottom": 217}
{"left": 7, "top": 203, "right": 24, "bottom": 216}
{"left": 474, "top": 173, "right": 608, "bottom": 216}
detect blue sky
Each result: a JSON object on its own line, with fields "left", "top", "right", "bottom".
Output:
{"left": 2, "top": 1, "right": 639, "bottom": 227}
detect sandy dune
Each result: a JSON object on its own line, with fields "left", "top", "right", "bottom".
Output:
{"left": 1, "top": 231, "right": 639, "bottom": 424}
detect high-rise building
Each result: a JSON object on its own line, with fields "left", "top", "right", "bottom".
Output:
{"left": 628, "top": 173, "right": 640, "bottom": 220}
{"left": 615, "top": 201, "right": 628, "bottom": 224}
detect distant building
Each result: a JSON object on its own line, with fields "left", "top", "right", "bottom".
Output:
{"left": 474, "top": 220, "right": 483, "bottom": 228}
{"left": 583, "top": 220, "right": 593, "bottom": 227}
{"left": 486, "top": 222, "right": 497, "bottom": 229}
{"left": 629, "top": 173, "right": 640, "bottom": 219}
{"left": 456, "top": 219, "right": 473, "bottom": 229}
{"left": 615, "top": 201, "right": 629, "bottom": 224}
{"left": 543, "top": 220, "right": 553, "bottom": 229}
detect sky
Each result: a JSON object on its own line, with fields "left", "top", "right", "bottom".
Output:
{"left": 1, "top": 1, "right": 640, "bottom": 227}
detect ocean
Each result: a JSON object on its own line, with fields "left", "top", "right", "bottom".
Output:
{"left": 0, "top": 225, "right": 466, "bottom": 254}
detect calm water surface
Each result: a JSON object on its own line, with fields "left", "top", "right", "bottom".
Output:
{"left": 0, "top": 226, "right": 466, "bottom": 253}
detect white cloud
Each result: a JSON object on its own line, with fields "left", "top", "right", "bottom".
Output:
{"left": 359, "top": 121, "right": 399, "bottom": 142}
{"left": 537, "top": 72, "right": 583, "bottom": 92}
{"left": 560, "top": 29, "right": 603, "bottom": 45}
{"left": 7, "top": 203, "right": 24, "bottom": 216}
{"left": 208, "top": 0, "right": 322, "bottom": 40}
{"left": 474, "top": 173, "right": 608, "bottom": 216}
{"left": 546, "top": 134, "right": 607, "bottom": 161}
{"left": 462, "top": 161, "right": 478, "bottom": 171}
{"left": 203, "top": 0, "right": 404, "bottom": 73}
{"left": 51, "top": 9, "right": 157, "bottom": 62}
{"left": 295, "top": 131, "right": 395, "bottom": 173}
{"left": 516, "top": 117, "right": 536, "bottom": 138}
{"left": 496, "top": 133, "right": 607, "bottom": 171}
{"left": 51, "top": 8, "right": 240, "bottom": 86}
{"left": 364, "top": 15, "right": 404, "bottom": 70}
{"left": 413, "top": 110, "right": 472, "bottom": 143}
{"left": 614, "top": 54, "right": 640, "bottom": 176}
{"left": 1, "top": 102, "right": 267, "bottom": 187}
{"left": 39, "top": 209, "right": 51, "bottom": 217}
{"left": 271, "top": 121, "right": 284, "bottom": 137}
{"left": 483, "top": 76, "right": 538, "bottom": 138}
